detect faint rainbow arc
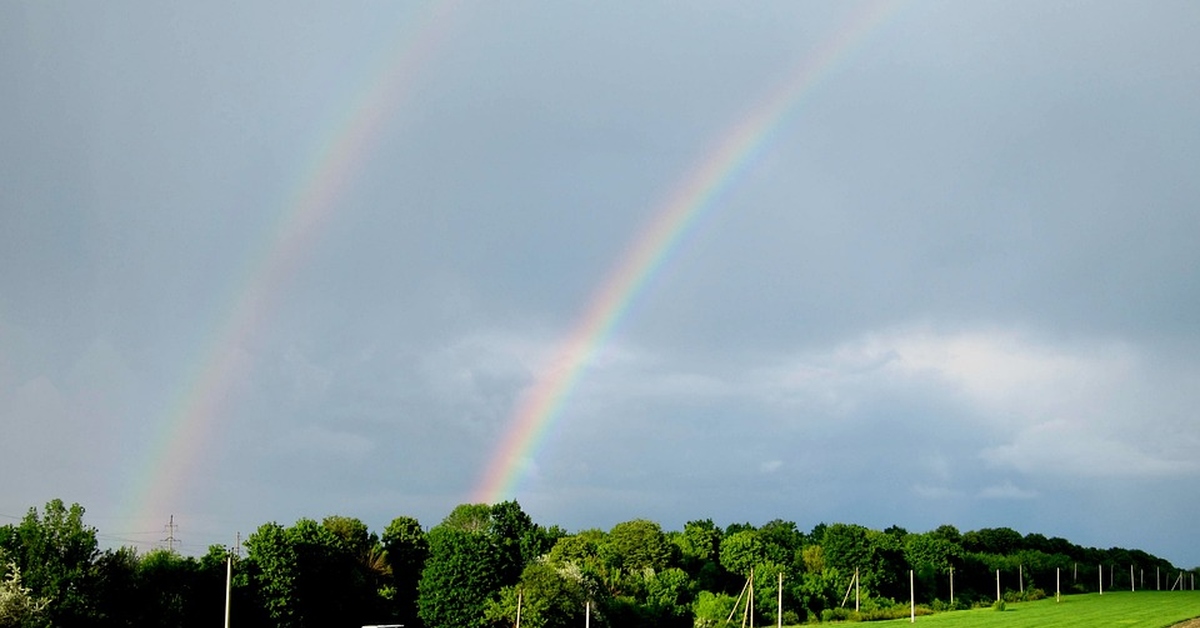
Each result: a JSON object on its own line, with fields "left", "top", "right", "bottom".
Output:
{"left": 124, "top": 2, "right": 459, "bottom": 525}
{"left": 472, "top": 0, "right": 901, "bottom": 504}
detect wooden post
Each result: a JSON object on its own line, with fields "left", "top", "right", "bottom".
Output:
{"left": 1019, "top": 564, "right": 1024, "bottom": 594}
{"left": 910, "top": 570, "right": 915, "bottom": 623}
{"left": 224, "top": 554, "right": 232, "bottom": 628}
{"left": 516, "top": 590, "right": 522, "bottom": 628}
{"left": 777, "top": 571, "right": 783, "bottom": 628}
{"left": 949, "top": 566, "right": 954, "bottom": 607}
{"left": 1099, "top": 564, "right": 1103, "bottom": 595}
{"left": 996, "top": 569, "right": 1001, "bottom": 602}
{"left": 730, "top": 575, "right": 752, "bottom": 623}
{"left": 747, "top": 568, "right": 754, "bottom": 628}
{"left": 586, "top": 600, "right": 590, "bottom": 628}
{"left": 1131, "top": 564, "right": 1135, "bottom": 592}
{"left": 1056, "top": 567, "right": 1060, "bottom": 603}
{"left": 855, "top": 568, "right": 860, "bottom": 612}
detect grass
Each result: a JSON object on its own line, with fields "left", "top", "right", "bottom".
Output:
{"left": 857, "top": 591, "right": 1200, "bottom": 628}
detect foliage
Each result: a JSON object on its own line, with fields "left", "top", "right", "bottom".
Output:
{"left": 718, "top": 530, "right": 764, "bottom": 577}
{"left": 483, "top": 560, "right": 588, "bottom": 628}
{"left": 604, "top": 519, "right": 674, "bottom": 575}
{"left": 2, "top": 499, "right": 1193, "bottom": 627}
{"left": 0, "top": 553, "right": 49, "bottom": 628}
{"left": 381, "top": 515, "right": 427, "bottom": 626}
{"left": 691, "top": 590, "right": 737, "bottom": 628}
{"left": 244, "top": 518, "right": 377, "bottom": 628}
{"left": 0, "top": 500, "right": 99, "bottom": 626}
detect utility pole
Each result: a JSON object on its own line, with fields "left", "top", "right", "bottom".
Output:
{"left": 224, "top": 552, "right": 232, "bottom": 628}
{"left": 224, "top": 532, "right": 240, "bottom": 628}
{"left": 777, "top": 571, "right": 783, "bottom": 628}
{"left": 950, "top": 566, "right": 954, "bottom": 606}
{"left": 162, "top": 515, "right": 179, "bottom": 552}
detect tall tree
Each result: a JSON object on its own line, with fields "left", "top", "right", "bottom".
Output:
{"left": 483, "top": 561, "right": 589, "bottom": 628}
{"left": 0, "top": 500, "right": 99, "bottom": 626}
{"left": 417, "top": 525, "right": 499, "bottom": 628}
{"left": 381, "top": 516, "right": 427, "bottom": 626}
{"left": 604, "top": 520, "right": 673, "bottom": 575}
{"left": 244, "top": 519, "right": 376, "bottom": 628}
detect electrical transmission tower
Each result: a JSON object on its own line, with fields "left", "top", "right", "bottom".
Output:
{"left": 162, "top": 514, "right": 180, "bottom": 552}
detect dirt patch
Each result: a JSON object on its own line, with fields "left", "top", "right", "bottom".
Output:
{"left": 1170, "top": 619, "right": 1200, "bottom": 628}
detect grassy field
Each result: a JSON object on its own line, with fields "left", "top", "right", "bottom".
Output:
{"left": 863, "top": 591, "right": 1200, "bottom": 627}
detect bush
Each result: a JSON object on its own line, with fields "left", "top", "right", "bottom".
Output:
{"left": 992, "top": 599, "right": 1006, "bottom": 612}
{"left": 816, "top": 603, "right": 933, "bottom": 623}
{"left": 929, "top": 598, "right": 967, "bottom": 612}
{"left": 1003, "top": 587, "right": 1046, "bottom": 603}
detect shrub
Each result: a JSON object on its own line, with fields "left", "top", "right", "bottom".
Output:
{"left": 1003, "top": 587, "right": 1047, "bottom": 603}
{"left": 817, "top": 603, "right": 933, "bottom": 623}
{"left": 992, "top": 599, "right": 1006, "bottom": 612}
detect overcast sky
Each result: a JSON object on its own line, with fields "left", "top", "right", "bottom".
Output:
{"left": 3, "top": 1, "right": 1199, "bottom": 567}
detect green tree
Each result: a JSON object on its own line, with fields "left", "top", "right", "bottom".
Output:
{"left": 603, "top": 520, "right": 673, "bottom": 575}
{"left": 381, "top": 516, "right": 427, "bottom": 626}
{"left": 488, "top": 501, "right": 542, "bottom": 585}
{"left": 641, "top": 566, "right": 694, "bottom": 627}
{"left": 418, "top": 501, "right": 547, "bottom": 628}
{"left": 0, "top": 500, "right": 99, "bottom": 626}
{"left": 244, "top": 518, "right": 376, "bottom": 628}
{"left": 822, "top": 523, "right": 904, "bottom": 602}
{"left": 719, "top": 530, "right": 764, "bottom": 577}
{"left": 440, "top": 503, "right": 492, "bottom": 533}
{"left": 674, "top": 520, "right": 723, "bottom": 591}
{"left": 963, "top": 527, "right": 1023, "bottom": 555}
{"left": 483, "top": 560, "right": 588, "bottom": 628}
{"left": 757, "top": 520, "right": 803, "bottom": 568}
{"left": 322, "top": 516, "right": 375, "bottom": 557}
{"left": 692, "top": 590, "right": 737, "bottom": 628}
{"left": 89, "top": 545, "right": 138, "bottom": 627}
{"left": 547, "top": 531, "right": 615, "bottom": 597}
{"left": 905, "top": 531, "right": 962, "bottom": 602}
{"left": 131, "top": 548, "right": 220, "bottom": 628}
{"left": 418, "top": 525, "right": 499, "bottom": 628}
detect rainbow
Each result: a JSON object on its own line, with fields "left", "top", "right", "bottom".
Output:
{"left": 471, "top": 0, "right": 901, "bottom": 504}
{"left": 122, "top": 2, "right": 459, "bottom": 526}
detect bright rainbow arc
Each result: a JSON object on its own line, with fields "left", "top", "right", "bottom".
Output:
{"left": 472, "top": 0, "right": 901, "bottom": 504}
{"left": 124, "top": 2, "right": 459, "bottom": 527}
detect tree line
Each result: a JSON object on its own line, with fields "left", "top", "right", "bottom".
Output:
{"left": 1, "top": 498, "right": 1195, "bottom": 627}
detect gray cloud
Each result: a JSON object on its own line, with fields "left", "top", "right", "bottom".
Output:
{"left": 2, "top": 1, "right": 1199, "bottom": 565}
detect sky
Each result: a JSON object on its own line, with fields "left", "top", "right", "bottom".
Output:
{"left": 2, "top": 1, "right": 1199, "bottom": 567}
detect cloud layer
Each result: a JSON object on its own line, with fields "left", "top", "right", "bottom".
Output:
{"left": 2, "top": 1, "right": 1198, "bottom": 565}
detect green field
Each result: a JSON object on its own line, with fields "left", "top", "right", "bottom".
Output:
{"left": 865, "top": 592, "right": 1200, "bottom": 628}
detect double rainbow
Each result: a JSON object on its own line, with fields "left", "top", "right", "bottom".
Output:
{"left": 121, "top": 0, "right": 900, "bottom": 526}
